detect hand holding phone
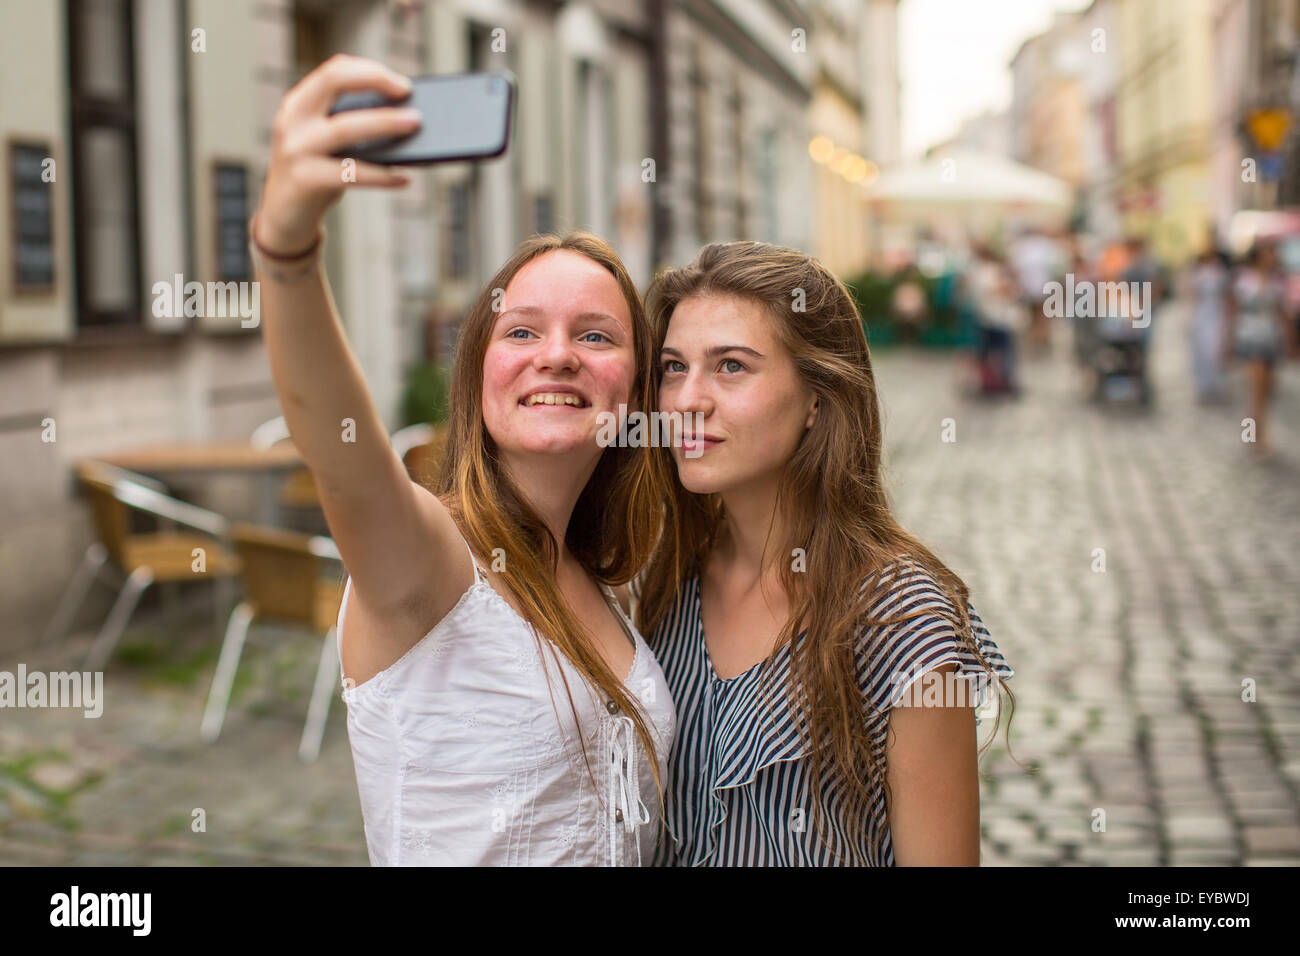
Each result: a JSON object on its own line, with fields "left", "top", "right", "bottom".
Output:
{"left": 254, "top": 54, "right": 419, "bottom": 257}
{"left": 328, "top": 71, "right": 515, "bottom": 166}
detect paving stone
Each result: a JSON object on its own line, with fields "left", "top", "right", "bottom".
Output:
{"left": 1164, "top": 813, "right": 1236, "bottom": 845}
{"left": 1242, "top": 826, "right": 1300, "bottom": 856}
{"left": 1170, "top": 848, "right": 1240, "bottom": 866}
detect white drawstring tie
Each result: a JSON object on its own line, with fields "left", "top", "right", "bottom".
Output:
{"left": 607, "top": 712, "right": 651, "bottom": 867}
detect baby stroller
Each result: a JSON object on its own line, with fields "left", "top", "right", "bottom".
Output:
{"left": 1086, "top": 303, "right": 1152, "bottom": 405}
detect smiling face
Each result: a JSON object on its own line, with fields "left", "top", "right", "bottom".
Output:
{"left": 658, "top": 293, "right": 818, "bottom": 496}
{"left": 481, "top": 249, "right": 636, "bottom": 464}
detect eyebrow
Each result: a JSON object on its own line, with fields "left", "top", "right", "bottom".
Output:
{"left": 499, "top": 306, "right": 621, "bottom": 324}
{"left": 660, "top": 344, "right": 766, "bottom": 360}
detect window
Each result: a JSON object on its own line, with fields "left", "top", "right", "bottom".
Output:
{"left": 67, "top": 0, "right": 143, "bottom": 327}
{"left": 534, "top": 193, "right": 554, "bottom": 235}
{"left": 731, "top": 81, "right": 747, "bottom": 238}
{"left": 689, "top": 46, "right": 712, "bottom": 241}
{"left": 446, "top": 181, "right": 470, "bottom": 279}
{"left": 213, "top": 163, "right": 252, "bottom": 281}
{"left": 10, "top": 142, "right": 56, "bottom": 293}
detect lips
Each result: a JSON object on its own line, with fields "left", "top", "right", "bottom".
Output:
{"left": 680, "top": 432, "right": 723, "bottom": 453}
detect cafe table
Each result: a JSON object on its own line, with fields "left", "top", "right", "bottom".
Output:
{"left": 82, "top": 441, "right": 308, "bottom": 528}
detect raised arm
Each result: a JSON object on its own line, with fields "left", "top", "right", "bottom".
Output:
{"left": 252, "top": 55, "right": 472, "bottom": 657}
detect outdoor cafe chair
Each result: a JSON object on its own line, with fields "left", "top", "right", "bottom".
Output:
{"left": 199, "top": 522, "right": 344, "bottom": 762}
{"left": 250, "top": 415, "right": 321, "bottom": 513}
{"left": 43, "top": 461, "right": 242, "bottom": 672}
{"left": 392, "top": 422, "right": 448, "bottom": 485}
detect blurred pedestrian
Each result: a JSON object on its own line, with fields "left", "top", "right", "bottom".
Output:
{"left": 1122, "top": 235, "right": 1165, "bottom": 328}
{"left": 1188, "top": 243, "right": 1230, "bottom": 403}
{"left": 891, "top": 263, "right": 928, "bottom": 345}
{"left": 1225, "top": 240, "right": 1298, "bottom": 457}
{"left": 1068, "top": 243, "right": 1097, "bottom": 371}
{"left": 969, "top": 242, "right": 1022, "bottom": 395}
{"left": 1010, "top": 229, "right": 1064, "bottom": 353}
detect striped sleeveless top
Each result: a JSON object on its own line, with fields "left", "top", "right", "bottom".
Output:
{"left": 645, "top": 561, "right": 1014, "bottom": 866}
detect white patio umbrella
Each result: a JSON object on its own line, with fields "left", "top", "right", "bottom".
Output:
{"left": 864, "top": 148, "right": 1074, "bottom": 230}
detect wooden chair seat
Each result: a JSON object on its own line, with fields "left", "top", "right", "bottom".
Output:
{"left": 121, "top": 532, "right": 242, "bottom": 580}
{"left": 280, "top": 468, "right": 320, "bottom": 508}
{"left": 312, "top": 579, "right": 346, "bottom": 633}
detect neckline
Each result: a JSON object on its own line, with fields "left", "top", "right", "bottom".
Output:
{"left": 693, "top": 573, "right": 788, "bottom": 685}
{"left": 471, "top": 570, "right": 643, "bottom": 687}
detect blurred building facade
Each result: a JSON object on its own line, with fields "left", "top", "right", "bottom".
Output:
{"left": 1009, "top": 10, "right": 1088, "bottom": 191}
{"left": 1007, "top": 0, "right": 1121, "bottom": 240}
{"left": 1005, "top": 0, "right": 1300, "bottom": 263}
{"left": 1112, "top": 0, "right": 1215, "bottom": 266}
{"left": 1211, "top": 0, "right": 1300, "bottom": 246}
{"left": 1075, "top": 0, "right": 1122, "bottom": 243}
{"left": 930, "top": 108, "right": 1014, "bottom": 159}
{"left": 0, "top": 0, "right": 898, "bottom": 648}
{"left": 860, "top": 0, "right": 902, "bottom": 170}
{"left": 652, "top": 0, "right": 817, "bottom": 267}
{"left": 808, "top": 0, "right": 871, "bottom": 276}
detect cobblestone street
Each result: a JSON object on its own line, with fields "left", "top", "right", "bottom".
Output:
{"left": 877, "top": 301, "right": 1300, "bottom": 866}
{"left": 1, "top": 299, "right": 1298, "bottom": 866}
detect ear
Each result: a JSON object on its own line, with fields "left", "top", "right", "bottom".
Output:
{"left": 804, "top": 395, "right": 819, "bottom": 430}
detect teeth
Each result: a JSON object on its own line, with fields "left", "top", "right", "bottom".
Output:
{"left": 526, "top": 393, "right": 583, "bottom": 406}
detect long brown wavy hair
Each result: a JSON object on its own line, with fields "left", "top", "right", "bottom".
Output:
{"left": 636, "top": 240, "right": 1017, "bottom": 863}
{"left": 431, "top": 231, "right": 666, "bottom": 802}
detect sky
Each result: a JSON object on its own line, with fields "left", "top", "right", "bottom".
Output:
{"left": 898, "top": 0, "right": 1093, "bottom": 159}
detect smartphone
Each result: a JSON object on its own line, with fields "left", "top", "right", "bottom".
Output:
{"left": 328, "top": 71, "right": 515, "bottom": 166}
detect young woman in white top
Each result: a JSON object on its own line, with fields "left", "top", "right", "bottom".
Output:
{"left": 251, "top": 55, "right": 674, "bottom": 865}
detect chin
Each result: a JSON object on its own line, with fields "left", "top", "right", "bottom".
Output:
{"left": 516, "top": 427, "right": 598, "bottom": 457}
{"left": 674, "top": 459, "right": 731, "bottom": 495}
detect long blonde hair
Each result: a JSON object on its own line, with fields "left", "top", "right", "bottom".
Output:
{"left": 637, "top": 240, "right": 1017, "bottom": 863}
{"left": 432, "top": 231, "right": 667, "bottom": 801}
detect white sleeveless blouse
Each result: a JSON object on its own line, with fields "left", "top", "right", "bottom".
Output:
{"left": 335, "top": 536, "right": 676, "bottom": 866}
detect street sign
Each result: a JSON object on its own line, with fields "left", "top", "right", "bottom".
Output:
{"left": 1259, "top": 152, "right": 1284, "bottom": 181}
{"left": 1248, "top": 109, "right": 1291, "bottom": 152}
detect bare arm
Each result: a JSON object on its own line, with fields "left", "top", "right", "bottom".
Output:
{"left": 253, "top": 55, "right": 472, "bottom": 661}
{"left": 884, "top": 663, "right": 982, "bottom": 865}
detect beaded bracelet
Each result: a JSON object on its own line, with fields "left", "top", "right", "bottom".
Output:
{"left": 248, "top": 213, "right": 324, "bottom": 283}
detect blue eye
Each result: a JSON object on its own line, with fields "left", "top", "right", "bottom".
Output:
{"left": 506, "top": 328, "right": 533, "bottom": 339}
{"left": 581, "top": 331, "right": 612, "bottom": 344}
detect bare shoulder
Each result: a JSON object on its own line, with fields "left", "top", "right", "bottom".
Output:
{"left": 338, "top": 480, "right": 476, "bottom": 688}
{"left": 399, "top": 481, "right": 477, "bottom": 618}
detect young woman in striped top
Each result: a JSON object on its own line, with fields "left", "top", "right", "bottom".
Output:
{"left": 636, "top": 241, "right": 1017, "bottom": 866}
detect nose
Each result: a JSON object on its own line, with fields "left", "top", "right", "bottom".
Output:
{"left": 664, "top": 368, "right": 713, "bottom": 419}
{"left": 533, "top": 331, "right": 580, "bottom": 373}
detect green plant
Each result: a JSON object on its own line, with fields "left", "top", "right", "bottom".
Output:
{"left": 401, "top": 360, "right": 451, "bottom": 427}
{"left": 844, "top": 267, "right": 970, "bottom": 350}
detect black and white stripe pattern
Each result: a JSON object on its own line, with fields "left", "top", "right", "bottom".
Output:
{"left": 647, "top": 563, "right": 1014, "bottom": 866}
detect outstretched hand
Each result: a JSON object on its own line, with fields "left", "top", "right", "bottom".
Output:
{"left": 254, "top": 54, "right": 419, "bottom": 256}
